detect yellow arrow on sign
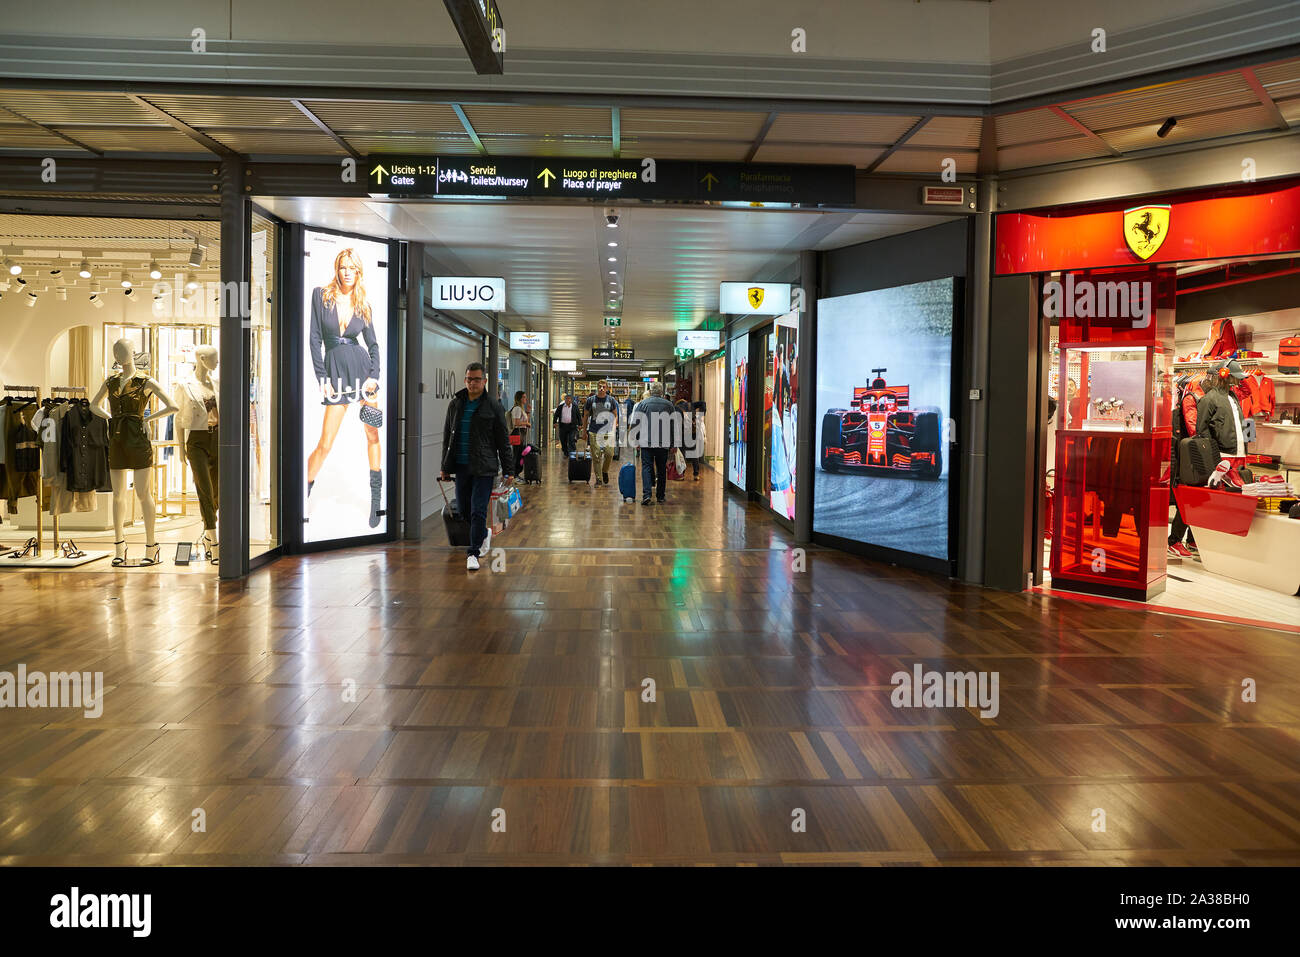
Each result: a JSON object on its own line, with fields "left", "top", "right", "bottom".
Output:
{"left": 538, "top": 168, "right": 555, "bottom": 187}
{"left": 370, "top": 164, "right": 388, "bottom": 184}
{"left": 701, "top": 172, "right": 718, "bottom": 191}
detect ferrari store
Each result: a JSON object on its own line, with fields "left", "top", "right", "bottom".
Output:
{"left": 0, "top": 212, "right": 280, "bottom": 574}
{"left": 998, "top": 175, "right": 1300, "bottom": 628}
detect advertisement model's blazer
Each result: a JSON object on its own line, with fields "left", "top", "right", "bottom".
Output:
{"left": 310, "top": 286, "right": 380, "bottom": 406}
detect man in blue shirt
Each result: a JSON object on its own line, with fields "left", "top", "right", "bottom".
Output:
{"left": 440, "top": 362, "right": 514, "bottom": 570}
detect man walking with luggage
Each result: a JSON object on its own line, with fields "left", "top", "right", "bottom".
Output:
{"left": 440, "top": 362, "right": 515, "bottom": 571}
{"left": 631, "top": 382, "right": 678, "bottom": 505}
{"left": 554, "top": 394, "right": 578, "bottom": 456}
{"left": 583, "top": 380, "right": 620, "bottom": 486}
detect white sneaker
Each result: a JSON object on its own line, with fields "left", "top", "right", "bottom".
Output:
{"left": 481, "top": 526, "right": 492, "bottom": 555}
{"left": 466, "top": 555, "right": 480, "bottom": 571}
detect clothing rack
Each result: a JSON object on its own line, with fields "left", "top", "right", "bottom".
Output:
{"left": 2, "top": 386, "right": 42, "bottom": 557}
{"left": 45, "top": 386, "right": 91, "bottom": 555}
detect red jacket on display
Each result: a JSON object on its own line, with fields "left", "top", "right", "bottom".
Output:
{"left": 1242, "top": 369, "right": 1276, "bottom": 419}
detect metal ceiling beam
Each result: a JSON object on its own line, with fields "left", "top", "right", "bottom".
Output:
{"left": 126, "top": 94, "right": 236, "bottom": 156}
{"left": 743, "top": 112, "right": 778, "bottom": 163}
{"left": 1240, "top": 67, "right": 1291, "bottom": 130}
{"left": 290, "top": 99, "right": 361, "bottom": 158}
{"left": 863, "top": 116, "right": 931, "bottom": 174}
{"left": 0, "top": 105, "right": 102, "bottom": 156}
{"left": 1046, "top": 105, "right": 1122, "bottom": 157}
{"left": 611, "top": 107, "right": 620, "bottom": 158}
{"left": 451, "top": 104, "right": 488, "bottom": 154}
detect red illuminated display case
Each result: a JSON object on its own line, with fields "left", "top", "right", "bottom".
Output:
{"left": 1049, "top": 270, "right": 1175, "bottom": 600}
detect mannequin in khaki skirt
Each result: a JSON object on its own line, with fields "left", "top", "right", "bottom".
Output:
{"left": 177, "top": 345, "right": 220, "bottom": 563}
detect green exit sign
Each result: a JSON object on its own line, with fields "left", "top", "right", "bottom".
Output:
{"left": 674, "top": 348, "right": 695, "bottom": 359}
{"left": 604, "top": 315, "right": 621, "bottom": 326}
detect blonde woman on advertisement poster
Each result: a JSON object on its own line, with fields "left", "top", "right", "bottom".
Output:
{"left": 307, "top": 247, "right": 384, "bottom": 528}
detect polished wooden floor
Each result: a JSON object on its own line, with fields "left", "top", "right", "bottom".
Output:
{"left": 1, "top": 454, "right": 1298, "bottom": 865}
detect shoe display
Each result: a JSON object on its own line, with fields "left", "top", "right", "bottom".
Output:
{"left": 7, "top": 537, "right": 37, "bottom": 560}
{"left": 140, "top": 543, "right": 160, "bottom": 566}
{"left": 466, "top": 555, "right": 480, "bottom": 570}
{"left": 110, "top": 540, "right": 127, "bottom": 566}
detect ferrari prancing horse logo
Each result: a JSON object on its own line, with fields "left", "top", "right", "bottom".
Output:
{"left": 747, "top": 287, "right": 764, "bottom": 309}
{"left": 1124, "top": 204, "right": 1171, "bottom": 260}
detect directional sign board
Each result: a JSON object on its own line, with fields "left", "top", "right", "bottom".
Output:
{"left": 592, "top": 347, "right": 635, "bottom": 360}
{"left": 604, "top": 315, "right": 621, "bottom": 327}
{"left": 366, "top": 156, "right": 855, "bottom": 206}
{"left": 442, "top": 0, "right": 504, "bottom": 75}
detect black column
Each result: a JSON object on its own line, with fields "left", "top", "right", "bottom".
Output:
{"left": 218, "top": 158, "right": 250, "bottom": 580}
{"left": 982, "top": 273, "right": 1040, "bottom": 592}
{"left": 403, "top": 242, "right": 423, "bottom": 541}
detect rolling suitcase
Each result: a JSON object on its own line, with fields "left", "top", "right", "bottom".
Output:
{"left": 521, "top": 446, "right": 541, "bottom": 484}
{"left": 438, "top": 480, "right": 471, "bottom": 547}
{"left": 568, "top": 450, "right": 592, "bottom": 483}
{"left": 618, "top": 461, "right": 637, "bottom": 502}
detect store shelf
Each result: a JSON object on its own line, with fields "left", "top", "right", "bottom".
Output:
{"left": 1173, "top": 358, "right": 1275, "bottom": 369}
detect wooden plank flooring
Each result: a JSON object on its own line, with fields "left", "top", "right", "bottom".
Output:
{"left": 0, "top": 458, "right": 1298, "bottom": 865}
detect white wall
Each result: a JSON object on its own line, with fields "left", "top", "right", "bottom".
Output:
{"left": 421, "top": 318, "right": 482, "bottom": 519}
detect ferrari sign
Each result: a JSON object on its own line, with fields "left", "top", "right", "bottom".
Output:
{"left": 1124, "top": 204, "right": 1171, "bottom": 260}
{"left": 719, "top": 281, "right": 791, "bottom": 315}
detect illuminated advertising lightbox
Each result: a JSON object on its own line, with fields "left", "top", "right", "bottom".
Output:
{"left": 302, "top": 229, "right": 392, "bottom": 543}
{"left": 727, "top": 332, "right": 749, "bottom": 489}
{"left": 677, "top": 330, "right": 722, "bottom": 350}
{"left": 720, "top": 282, "right": 791, "bottom": 316}
{"left": 814, "top": 278, "right": 955, "bottom": 561}
{"left": 551, "top": 359, "right": 577, "bottom": 371}
{"left": 509, "top": 331, "right": 549, "bottom": 350}
{"left": 767, "top": 311, "right": 798, "bottom": 520}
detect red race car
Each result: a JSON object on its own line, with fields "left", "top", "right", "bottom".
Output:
{"left": 820, "top": 369, "right": 942, "bottom": 479}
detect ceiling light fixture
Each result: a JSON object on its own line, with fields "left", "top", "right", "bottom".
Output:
{"left": 188, "top": 244, "right": 205, "bottom": 267}
{"left": 48, "top": 267, "right": 61, "bottom": 279}
{"left": 607, "top": 257, "right": 616, "bottom": 262}
{"left": 4, "top": 257, "right": 20, "bottom": 276}
{"left": 25, "top": 291, "right": 37, "bottom": 308}
{"left": 184, "top": 272, "right": 199, "bottom": 293}
{"left": 55, "top": 286, "right": 67, "bottom": 301}
{"left": 78, "top": 260, "right": 92, "bottom": 279}
{"left": 123, "top": 287, "right": 134, "bottom": 298}
{"left": 89, "top": 293, "right": 105, "bottom": 309}
{"left": 149, "top": 260, "right": 162, "bottom": 280}
{"left": 607, "top": 242, "right": 617, "bottom": 247}
{"left": 119, "top": 271, "right": 132, "bottom": 289}
{"left": 1156, "top": 116, "right": 1177, "bottom": 138}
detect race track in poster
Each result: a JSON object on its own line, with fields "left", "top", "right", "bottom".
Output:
{"left": 814, "top": 471, "right": 949, "bottom": 556}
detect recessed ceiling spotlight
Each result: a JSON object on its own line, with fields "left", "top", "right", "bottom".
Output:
{"left": 78, "top": 260, "right": 92, "bottom": 279}
{"left": 148, "top": 260, "right": 162, "bottom": 280}
{"left": 607, "top": 257, "right": 616, "bottom": 262}
{"left": 607, "top": 242, "right": 617, "bottom": 247}
{"left": 608, "top": 270, "right": 616, "bottom": 274}
{"left": 1156, "top": 116, "right": 1177, "bottom": 138}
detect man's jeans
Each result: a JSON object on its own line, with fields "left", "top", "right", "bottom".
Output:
{"left": 640, "top": 447, "right": 669, "bottom": 501}
{"left": 454, "top": 472, "right": 495, "bottom": 556}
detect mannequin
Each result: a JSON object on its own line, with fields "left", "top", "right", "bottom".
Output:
{"left": 89, "top": 339, "right": 178, "bottom": 566}
{"left": 176, "top": 345, "right": 219, "bottom": 563}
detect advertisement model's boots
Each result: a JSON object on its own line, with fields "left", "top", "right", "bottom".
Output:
{"left": 368, "top": 469, "right": 382, "bottom": 528}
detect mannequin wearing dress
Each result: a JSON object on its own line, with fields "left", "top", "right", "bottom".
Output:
{"left": 177, "top": 345, "right": 219, "bottom": 563}
{"left": 89, "top": 338, "right": 178, "bottom": 565}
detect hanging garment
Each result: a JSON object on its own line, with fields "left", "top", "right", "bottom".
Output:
{"left": 3, "top": 402, "right": 40, "bottom": 509}
{"left": 60, "top": 404, "right": 113, "bottom": 494}
{"left": 106, "top": 373, "right": 154, "bottom": 470}
{"left": 1243, "top": 369, "right": 1276, "bottom": 420}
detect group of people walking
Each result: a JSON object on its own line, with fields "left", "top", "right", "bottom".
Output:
{"left": 439, "top": 364, "right": 715, "bottom": 572}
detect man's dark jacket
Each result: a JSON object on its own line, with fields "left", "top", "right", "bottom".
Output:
{"left": 1195, "top": 387, "right": 1245, "bottom": 457}
{"left": 442, "top": 388, "right": 514, "bottom": 477}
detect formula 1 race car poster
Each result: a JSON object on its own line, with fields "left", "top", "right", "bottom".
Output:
{"left": 814, "top": 277, "right": 955, "bottom": 562}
